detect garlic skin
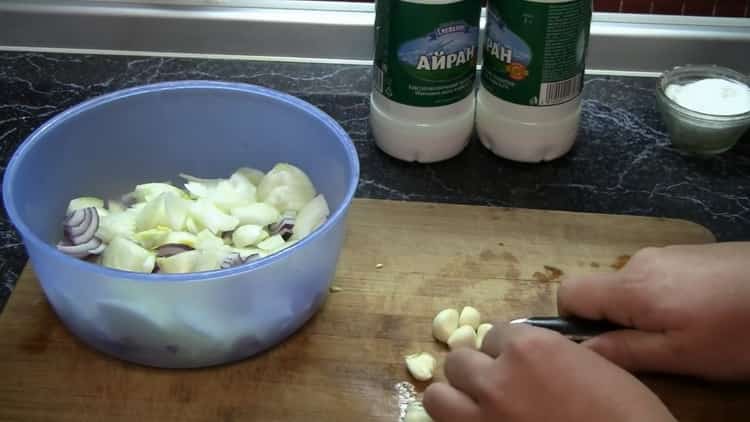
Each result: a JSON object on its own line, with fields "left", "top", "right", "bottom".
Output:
{"left": 404, "top": 401, "right": 434, "bottom": 422}
{"left": 405, "top": 352, "right": 437, "bottom": 381}
{"left": 476, "top": 323, "right": 494, "bottom": 349}
{"left": 459, "top": 306, "right": 481, "bottom": 329}
{"left": 447, "top": 325, "right": 477, "bottom": 350}
{"left": 432, "top": 308, "right": 459, "bottom": 343}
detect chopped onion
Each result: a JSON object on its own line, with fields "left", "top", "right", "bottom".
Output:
{"left": 64, "top": 207, "right": 100, "bottom": 245}
{"left": 100, "top": 236, "right": 156, "bottom": 273}
{"left": 257, "top": 234, "right": 286, "bottom": 251}
{"left": 189, "top": 198, "right": 239, "bottom": 234}
{"left": 161, "top": 231, "right": 197, "bottom": 248}
{"left": 233, "top": 167, "right": 265, "bottom": 186}
{"left": 156, "top": 243, "right": 194, "bottom": 257}
{"left": 193, "top": 248, "right": 227, "bottom": 272}
{"left": 291, "top": 194, "right": 330, "bottom": 240}
{"left": 179, "top": 173, "right": 224, "bottom": 185}
{"left": 220, "top": 251, "right": 259, "bottom": 269}
{"left": 133, "top": 227, "right": 171, "bottom": 249}
{"left": 133, "top": 183, "right": 186, "bottom": 203}
{"left": 230, "top": 203, "right": 279, "bottom": 227}
{"left": 220, "top": 252, "right": 243, "bottom": 269}
{"left": 269, "top": 210, "right": 296, "bottom": 241}
{"left": 262, "top": 185, "right": 315, "bottom": 212}
{"left": 56, "top": 236, "right": 102, "bottom": 258}
{"left": 156, "top": 250, "right": 201, "bottom": 273}
{"left": 164, "top": 193, "right": 189, "bottom": 231}
{"left": 67, "top": 197, "right": 104, "bottom": 214}
{"left": 88, "top": 241, "right": 107, "bottom": 255}
{"left": 64, "top": 208, "right": 87, "bottom": 227}
{"left": 135, "top": 194, "right": 169, "bottom": 232}
{"left": 96, "top": 210, "right": 136, "bottom": 243}
{"left": 195, "top": 229, "right": 227, "bottom": 251}
{"left": 108, "top": 199, "right": 126, "bottom": 214}
{"left": 257, "top": 163, "right": 316, "bottom": 207}
{"left": 232, "top": 224, "right": 269, "bottom": 248}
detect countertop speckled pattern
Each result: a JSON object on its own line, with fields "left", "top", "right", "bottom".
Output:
{"left": 1, "top": 51, "right": 749, "bottom": 311}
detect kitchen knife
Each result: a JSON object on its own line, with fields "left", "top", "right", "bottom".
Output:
{"left": 510, "top": 316, "right": 625, "bottom": 342}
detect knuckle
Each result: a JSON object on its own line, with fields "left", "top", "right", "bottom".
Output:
{"left": 505, "top": 328, "right": 561, "bottom": 358}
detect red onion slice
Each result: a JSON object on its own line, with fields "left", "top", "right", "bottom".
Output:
{"left": 64, "top": 208, "right": 87, "bottom": 227}
{"left": 220, "top": 252, "right": 259, "bottom": 269}
{"left": 69, "top": 208, "right": 99, "bottom": 245}
{"left": 57, "top": 237, "right": 102, "bottom": 258}
{"left": 220, "top": 252, "right": 243, "bottom": 269}
{"left": 155, "top": 243, "right": 194, "bottom": 258}
{"left": 88, "top": 242, "right": 107, "bottom": 255}
{"left": 269, "top": 210, "right": 296, "bottom": 241}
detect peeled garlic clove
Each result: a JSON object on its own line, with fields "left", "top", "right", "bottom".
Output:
{"left": 405, "top": 352, "right": 436, "bottom": 381}
{"left": 432, "top": 308, "right": 459, "bottom": 343}
{"left": 447, "top": 325, "right": 477, "bottom": 350}
{"left": 404, "top": 401, "right": 433, "bottom": 422}
{"left": 459, "top": 306, "right": 481, "bottom": 329}
{"left": 476, "top": 323, "right": 494, "bottom": 349}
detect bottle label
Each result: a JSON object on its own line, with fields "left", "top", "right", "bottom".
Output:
{"left": 481, "top": 0, "right": 592, "bottom": 106}
{"left": 373, "top": 0, "right": 481, "bottom": 107}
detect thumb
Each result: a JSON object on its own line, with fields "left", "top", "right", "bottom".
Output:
{"left": 583, "top": 329, "right": 676, "bottom": 374}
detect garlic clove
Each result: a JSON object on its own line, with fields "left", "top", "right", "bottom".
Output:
{"left": 459, "top": 306, "right": 481, "bottom": 329}
{"left": 476, "top": 323, "right": 494, "bottom": 349}
{"left": 447, "top": 325, "right": 477, "bottom": 350}
{"left": 432, "top": 308, "right": 459, "bottom": 343}
{"left": 404, "top": 401, "right": 434, "bottom": 422}
{"left": 405, "top": 352, "right": 437, "bottom": 381}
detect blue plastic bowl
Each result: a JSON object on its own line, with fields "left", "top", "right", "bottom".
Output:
{"left": 3, "top": 81, "right": 359, "bottom": 368}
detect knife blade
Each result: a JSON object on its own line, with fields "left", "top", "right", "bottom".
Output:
{"left": 510, "top": 316, "right": 625, "bottom": 342}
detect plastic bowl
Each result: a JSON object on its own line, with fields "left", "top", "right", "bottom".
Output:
{"left": 656, "top": 64, "right": 750, "bottom": 155}
{"left": 2, "top": 81, "right": 359, "bottom": 368}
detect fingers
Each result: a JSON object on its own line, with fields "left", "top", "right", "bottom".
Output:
{"left": 557, "top": 271, "right": 658, "bottom": 329}
{"left": 481, "top": 322, "right": 548, "bottom": 358}
{"left": 443, "top": 348, "right": 496, "bottom": 398}
{"left": 583, "top": 329, "right": 675, "bottom": 374}
{"left": 423, "top": 382, "right": 481, "bottom": 422}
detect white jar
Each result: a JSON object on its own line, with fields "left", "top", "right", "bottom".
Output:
{"left": 369, "top": 0, "right": 482, "bottom": 163}
{"left": 476, "top": 0, "right": 592, "bottom": 163}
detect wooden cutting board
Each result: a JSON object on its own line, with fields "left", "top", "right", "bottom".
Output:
{"left": 0, "top": 199, "right": 748, "bottom": 422}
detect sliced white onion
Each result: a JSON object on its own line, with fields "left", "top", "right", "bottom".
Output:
{"left": 96, "top": 210, "right": 137, "bottom": 243}
{"left": 156, "top": 249, "right": 200, "bottom": 273}
{"left": 100, "top": 237, "right": 156, "bottom": 273}
{"left": 262, "top": 185, "right": 315, "bottom": 212}
{"left": 230, "top": 203, "right": 279, "bottom": 227}
{"left": 233, "top": 167, "right": 264, "bottom": 186}
{"left": 291, "top": 194, "right": 330, "bottom": 240}
{"left": 232, "top": 224, "right": 268, "bottom": 248}
{"left": 135, "top": 194, "right": 169, "bottom": 232}
{"left": 133, "top": 183, "right": 186, "bottom": 203}
{"left": 257, "top": 163, "right": 316, "bottom": 205}
{"left": 257, "top": 234, "right": 286, "bottom": 251}
{"left": 189, "top": 198, "right": 239, "bottom": 234}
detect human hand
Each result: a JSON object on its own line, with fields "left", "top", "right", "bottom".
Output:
{"left": 423, "top": 323, "right": 675, "bottom": 422}
{"left": 558, "top": 242, "right": 750, "bottom": 381}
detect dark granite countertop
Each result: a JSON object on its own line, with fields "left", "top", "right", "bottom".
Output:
{"left": 1, "top": 52, "right": 749, "bottom": 311}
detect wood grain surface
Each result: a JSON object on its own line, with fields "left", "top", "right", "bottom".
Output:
{"left": 1, "top": 199, "right": 747, "bottom": 422}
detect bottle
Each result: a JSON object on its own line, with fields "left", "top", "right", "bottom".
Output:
{"left": 476, "top": 0, "right": 593, "bottom": 162}
{"left": 369, "top": 0, "right": 482, "bottom": 163}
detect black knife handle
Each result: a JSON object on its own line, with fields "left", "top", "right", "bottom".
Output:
{"left": 521, "top": 317, "right": 625, "bottom": 342}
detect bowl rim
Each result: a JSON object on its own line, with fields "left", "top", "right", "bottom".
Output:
{"left": 656, "top": 64, "right": 750, "bottom": 122}
{"left": 2, "top": 80, "right": 360, "bottom": 283}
